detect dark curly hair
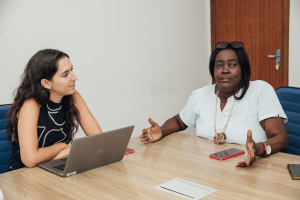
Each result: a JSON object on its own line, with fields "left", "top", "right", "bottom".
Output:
{"left": 6, "top": 49, "right": 79, "bottom": 143}
{"left": 209, "top": 45, "right": 251, "bottom": 100}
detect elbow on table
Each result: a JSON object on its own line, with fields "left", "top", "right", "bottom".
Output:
{"left": 282, "top": 136, "right": 289, "bottom": 151}
{"left": 283, "top": 141, "right": 289, "bottom": 151}
{"left": 21, "top": 157, "right": 39, "bottom": 168}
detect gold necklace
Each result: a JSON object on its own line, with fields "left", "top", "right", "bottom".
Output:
{"left": 214, "top": 89, "right": 240, "bottom": 144}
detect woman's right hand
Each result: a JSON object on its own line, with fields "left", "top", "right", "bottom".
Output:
{"left": 139, "top": 118, "right": 163, "bottom": 144}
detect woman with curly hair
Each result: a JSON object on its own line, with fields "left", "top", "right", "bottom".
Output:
{"left": 7, "top": 49, "right": 102, "bottom": 170}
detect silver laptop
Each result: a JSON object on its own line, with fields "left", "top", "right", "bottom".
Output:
{"left": 38, "top": 126, "right": 134, "bottom": 177}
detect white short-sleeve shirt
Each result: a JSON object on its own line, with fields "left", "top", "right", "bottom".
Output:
{"left": 179, "top": 80, "right": 288, "bottom": 145}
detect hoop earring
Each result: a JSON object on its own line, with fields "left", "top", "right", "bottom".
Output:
{"left": 49, "top": 88, "right": 52, "bottom": 93}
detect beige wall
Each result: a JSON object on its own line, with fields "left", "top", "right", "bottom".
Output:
{"left": 289, "top": 0, "right": 300, "bottom": 87}
{"left": 0, "top": 0, "right": 211, "bottom": 137}
{"left": 5, "top": 0, "right": 298, "bottom": 139}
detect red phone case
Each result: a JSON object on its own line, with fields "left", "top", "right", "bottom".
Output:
{"left": 124, "top": 148, "right": 135, "bottom": 155}
{"left": 209, "top": 148, "right": 245, "bottom": 160}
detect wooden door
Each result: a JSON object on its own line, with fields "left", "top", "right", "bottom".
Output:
{"left": 211, "top": 0, "right": 289, "bottom": 89}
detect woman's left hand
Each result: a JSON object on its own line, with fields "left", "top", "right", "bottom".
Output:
{"left": 236, "top": 130, "right": 257, "bottom": 167}
{"left": 52, "top": 146, "right": 70, "bottom": 160}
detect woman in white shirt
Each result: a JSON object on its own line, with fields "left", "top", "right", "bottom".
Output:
{"left": 139, "top": 42, "right": 289, "bottom": 167}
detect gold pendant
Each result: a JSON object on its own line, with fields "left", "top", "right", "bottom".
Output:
{"left": 214, "top": 132, "right": 226, "bottom": 145}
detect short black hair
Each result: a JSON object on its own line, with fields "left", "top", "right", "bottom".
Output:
{"left": 209, "top": 46, "right": 251, "bottom": 100}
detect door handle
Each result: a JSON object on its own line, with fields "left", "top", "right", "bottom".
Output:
{"left": 268, "top": 49, "right": 280, "bottom": 70}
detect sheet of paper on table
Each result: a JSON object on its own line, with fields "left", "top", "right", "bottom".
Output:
{"left": 0, "top": 189, "right": 3, "bottom": 200}
{"left": 154, "top": 178, "right": 217, "bottom": 200}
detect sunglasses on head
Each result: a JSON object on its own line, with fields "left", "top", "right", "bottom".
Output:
{"left": 214, "top": 41, "right": 244, "bottom": 50}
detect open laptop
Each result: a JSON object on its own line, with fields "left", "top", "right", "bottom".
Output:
{"left": 38, "top": 126, "right": 134, "bottom": 177}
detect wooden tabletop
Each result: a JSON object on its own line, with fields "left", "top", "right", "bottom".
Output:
{"left": 0, "top": 133, "right": 299, "bottom": 200}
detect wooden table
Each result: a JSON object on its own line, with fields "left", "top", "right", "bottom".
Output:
{"left": 0, "top": 133, "right": 299, "bottom": 200}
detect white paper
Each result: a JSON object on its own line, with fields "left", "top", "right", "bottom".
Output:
{"left": 0, "top": 189, "right": 4, "bottom": 200}
{"left": 154, "top": 178, "right": 217, "bottom": 200}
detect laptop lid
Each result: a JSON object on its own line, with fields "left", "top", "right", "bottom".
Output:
{"left": 39, "top": 126, "right": 134, "bottom": 177}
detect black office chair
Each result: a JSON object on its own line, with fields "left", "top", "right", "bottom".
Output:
{"left": 0, "top": 104, "right": 12, "bottom": 174}
{"left": 276, "top": 87, "right": 300, "bottom": 156}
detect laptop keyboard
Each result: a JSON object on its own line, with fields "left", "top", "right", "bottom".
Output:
{"left": 59, "top": 157, "right": 68, "bottom": 162}
{"left": 53, "top": 163, "right": 66, "bottom": 171}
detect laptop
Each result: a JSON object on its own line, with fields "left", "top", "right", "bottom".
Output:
{"left": 38, "top": 126, "right": 134, "bottom": 177}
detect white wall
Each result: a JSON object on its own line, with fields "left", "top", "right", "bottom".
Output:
{"left": 0, "top": 0, "right": 211, "bottom": 138}
{"left": 289, "top": 0, "right": 300, "bottom": 87}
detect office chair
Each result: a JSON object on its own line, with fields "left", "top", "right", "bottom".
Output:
{"left": 0, "top": 104, "right": 12, "bottom": 174}
{"left": 276, "top": 87, "right": 300, "bottom": 156}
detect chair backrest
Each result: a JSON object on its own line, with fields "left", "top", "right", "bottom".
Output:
{"left": 0, "top": 104, "right": 12, "bottom": 174}
{"left": 276, "top": 87, "right": 300, "bottom": 156}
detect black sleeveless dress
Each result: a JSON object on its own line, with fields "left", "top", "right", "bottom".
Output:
{"left": 9, "top": 100, "right": 69, "bottom": 171}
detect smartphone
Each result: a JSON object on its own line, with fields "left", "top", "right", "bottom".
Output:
{"left": 124, "top": 148, "right": 135, "bottom": 155}
{"left": 209, "top": 148, "right": 245, "bottom": 160}
{"left": 287, "top": 164, "right": 300, "bottom": 180}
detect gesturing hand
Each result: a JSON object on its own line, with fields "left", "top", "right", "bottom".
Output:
{"left": 236, "top": 130, "right": 257, "bottom": 167}
{"left": 139, "top": 118, "right": 162, "bottom": 144}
